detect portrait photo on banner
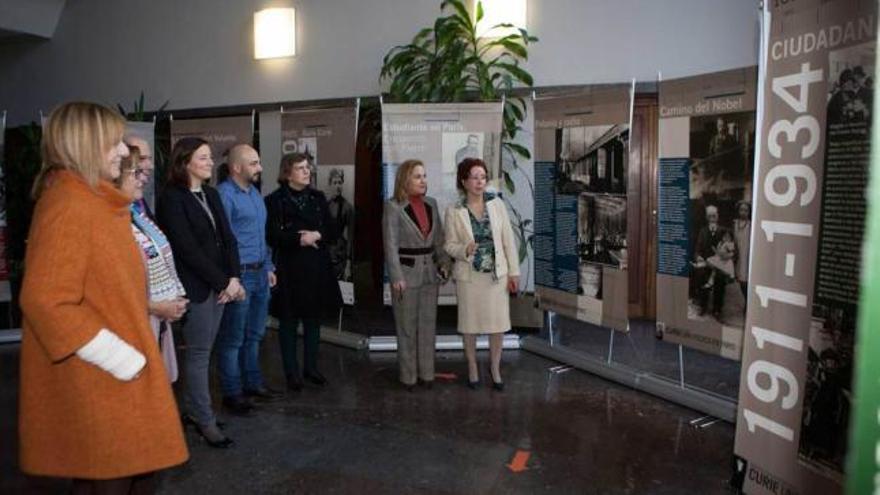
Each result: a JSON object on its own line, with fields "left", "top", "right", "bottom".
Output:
{"left": 686, "top": 110, "right": 755, "bottom": 328}
{"left": 316, "top": 164, "right": 355, "bottom": 283}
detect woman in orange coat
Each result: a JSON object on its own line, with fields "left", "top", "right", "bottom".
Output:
{"left": 18, "top": 102, "right": 189, "bottom": 493}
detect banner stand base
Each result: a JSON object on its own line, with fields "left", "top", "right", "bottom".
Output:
{"left": 369, "top": 334, "right": 521, "bottom": 352}
{"left": 520, "top": 335, "right": 736, "bottom": 422}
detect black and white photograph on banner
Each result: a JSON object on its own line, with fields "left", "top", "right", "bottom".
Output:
{"left": 555, "top": 125, "right": 628, "bottom": 195}
{"left": 317, "top": 165, "right": 355, "bottom": 282}
{"left": 686, "top": 110, "right": 754, "bottom": 327}
{"left": 799, "top": 305, "right": 856, "bottom": 475}
{"left": 442, "top": 132, "right": 485, "bottom": 173}
{"left": 577, "top": 193, "right": 627, "bottom": 268}
{"left": 578, "top": 262, "right": 603, "bottom": 300}
{"left": 827, "top": 43, "right": 874, "bottom": 126}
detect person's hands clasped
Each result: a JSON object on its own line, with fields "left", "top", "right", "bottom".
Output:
{"left": 150, "top": 297, "right": 189, "bottom": 322}
{"left": 218, "top": 277, "right": 245, "bottom": 304}
{"left": 299, "top": 230, "right": 322, "bottom": 249}
{"left": 465, "top": 241, "right": 477, "bottom": 257}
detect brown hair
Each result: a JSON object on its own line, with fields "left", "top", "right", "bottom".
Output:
{"left": 277, "top": 152, "right": 310, "bottom": 186}
{"left": 167, "top": 137, "right": 210, "bottom": 188}
{"left": 455, "top": 158, "right": 488, "bottom": 193}
{"left": 113, "top": 145, "right": 141, "bottom": 187}
{"left": 392, "top": 159, "right": 425, "bottom": 202}
{"left": 33, "top": 101, "right": 126, "bottom": 199}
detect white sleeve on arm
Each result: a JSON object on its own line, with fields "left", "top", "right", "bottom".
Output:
{"left": 75, "top": 328, "right": 146, "bottom": 381}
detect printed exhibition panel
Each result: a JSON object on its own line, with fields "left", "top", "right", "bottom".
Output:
{"left": 280, "top": 105, "right": 358, "bottom": 305}
{"left": 381, "top": 102, "right": 504, "bottom": 305}
{"left": 733, "top": 1, "right": 875, "bottom": 494}
{"left": 656, "top": 67, "right": 758, "bottom": 359}
{"left": 125, "top": 121, "right": 156, "bottom": 211}
{"left": 169, "top": 115, "right": 254, "bottom": 185}
{"left": 533, "top": 86, "right": 632, "bottom": 331}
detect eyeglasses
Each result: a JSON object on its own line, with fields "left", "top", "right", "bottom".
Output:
{"left": 123, "top": 168, "right": 147, "bottom": 179}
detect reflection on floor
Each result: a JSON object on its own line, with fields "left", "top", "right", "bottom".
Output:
{"left": 1, "top": 330, "right": 738, "bottom": 494}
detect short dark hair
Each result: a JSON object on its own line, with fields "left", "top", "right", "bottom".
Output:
{"left": 167, "top": 137, "right": 210, "bottom": 188}
{"left": 278, "top": 152, "right": 310, "bottom": 186}
{"left": 456, "top": 158, "right": 488, "bottom": 193}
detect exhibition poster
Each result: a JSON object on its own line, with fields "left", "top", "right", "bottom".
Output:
{"left": 533, "top": 85, "right": 632, "bottom": 331}
{"left": 733, "top": 1, "right": 875, "bottom": 493}
{"left": 281, "top": 105, "right": 359, "bottom": 305}
{"left": 656, "top": 67, "right": 758, "bottom": 359}
{"left": 381, "top": 102, "right": 504, "bottom": 305}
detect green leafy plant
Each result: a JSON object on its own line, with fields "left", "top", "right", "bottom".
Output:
{"left": 380, "top": 0, "right": 538, "bottom": 276}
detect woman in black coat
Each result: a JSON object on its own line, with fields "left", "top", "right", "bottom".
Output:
{"left": 266, "top": 152, "right": 342, "bottom": 391}
{"left": 157, "top": 137, "right": 243, "bottom": 448}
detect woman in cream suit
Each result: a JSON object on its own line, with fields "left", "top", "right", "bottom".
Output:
{"left": 444, "top": 158, "right": 520, "bottom": 391}
{"left": 383, "top": 159, "right": 451, "bottom": 391}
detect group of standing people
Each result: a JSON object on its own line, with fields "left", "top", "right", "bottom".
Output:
{"left": 17, "top": 101, "right": 521, "bottom": 493}
{"left": 383, "top": 157, "right": 520, "bottom": 391}
{"left": 18, "top": 102, "right": 342, "bottom": 492}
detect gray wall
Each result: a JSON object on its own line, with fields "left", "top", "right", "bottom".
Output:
{"left": 0, "top": 0, "right": 759, "bottom": 125}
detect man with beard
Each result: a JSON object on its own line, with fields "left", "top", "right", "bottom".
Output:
{"left": 216, "top": 144, "right": 283, "bottom": 414}
{"left": 694, "top": 205, "right": 731, "bottom": 319}
{"left": 326, "top": 168, "right": 353, "bottom": 281}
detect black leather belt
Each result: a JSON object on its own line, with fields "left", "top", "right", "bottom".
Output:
{"left": 240, "top": 261, "right": 264, "bottom": 271}
{"left": 398, "top": 247, "right": 434, "bottom": 255}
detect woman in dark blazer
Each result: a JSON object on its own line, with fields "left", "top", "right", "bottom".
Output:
{"left": 266, "top": 153, "right": 342, "bottom": 391}
{"left": 157, "top": 137, "right": 244, "bottom": 448}
{"left": 382, "top": 159, "right": 450, "bottom": 391}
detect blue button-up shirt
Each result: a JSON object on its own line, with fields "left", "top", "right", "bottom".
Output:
{"left": 218, "top": 179, "right": 274, "bottom": 272}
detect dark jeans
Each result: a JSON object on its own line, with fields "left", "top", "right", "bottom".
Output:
{"left": 278, "top": 316, "right": 321, "bottom": 378}
{"left": 215, "top": 267, "right": 270, "bottom": 397}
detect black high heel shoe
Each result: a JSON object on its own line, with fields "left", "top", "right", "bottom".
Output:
{"left": 193, "top": 422, "right": 234, "bottom": 449}
{"left": 492, "top": 380, "right": 504, "bottom": 392}
{"left": 466, "top": 378, "right": 480, "bottom": 390}
{"left": 182, "top": 413, "right": 225, "bottom": 430}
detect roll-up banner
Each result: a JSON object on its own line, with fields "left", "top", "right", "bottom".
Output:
{"left": 532, "top": 85, "right": 633, "bottom": 331}
{"left": 125, "top": 121, "right": 156, "bottom": 211}
{"left": 656, "top": 67, "right": 758, "bottom": 359}
{"left": 169, "top": 115, "right": 254, "bottom": 185}
{"left": 280, "top": 104, "right": 359, "bottom": 305}
{"left": 381, "top": 102, "right": 504, "bottom": 305}
{"left": 733, "top": 1, "right": 875, "bottom": 494}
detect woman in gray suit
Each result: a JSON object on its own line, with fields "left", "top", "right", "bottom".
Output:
{"left": 382, "top": 159, "right": 451, "bottom": 391}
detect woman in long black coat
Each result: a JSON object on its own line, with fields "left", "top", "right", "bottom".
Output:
{"left": 266, "top": 152, "right": 342, "bottom": 391}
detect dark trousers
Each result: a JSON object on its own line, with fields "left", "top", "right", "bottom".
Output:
{"left": 278, "top": 316, "right": 321, "bottom": 378}
{"left": 697, "top": 267, "right": 727, "bottom": 315}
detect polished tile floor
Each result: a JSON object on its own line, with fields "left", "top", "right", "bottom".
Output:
{"left": 1, "top": 330, "right": 737, "bottom": 494}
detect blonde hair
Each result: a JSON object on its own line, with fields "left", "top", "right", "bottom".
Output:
{"left": 392, "top": 159, "right": 424, "bottom": 203}
{"left": 33, "top": 101, "right": 126, "bottom": 199}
